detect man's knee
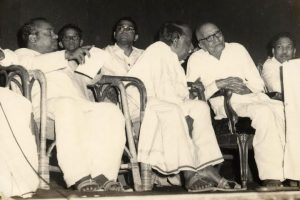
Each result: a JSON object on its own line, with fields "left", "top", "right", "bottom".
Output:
{"left": 49, "top": 97, "right": 78, "bottom": 112}
{"left": 189, "top": 100, "right": 210, "bottom": 115}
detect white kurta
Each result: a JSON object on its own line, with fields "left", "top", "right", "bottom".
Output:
{"left": 127, "top": 41, "right": 223, "bottom": 174}
{"left": 282, "top": 59, "right": 300, "bottom": 180}
{"left": 262, "top": 57, "right": 283, "bottom": 93}
{"left": 12, "top": 48, "right": 126, "bottom": 187}
{"left": 0, "top": 87, "right": 39, "bottom": 197}
{"left": 104, "top": 44, "right": 143, "bottom": 75}
{"left": 187, "top": 42, "right": 288, "bottom": 181}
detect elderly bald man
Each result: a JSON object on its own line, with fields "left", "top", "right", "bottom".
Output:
{"left": 187, "top": 22, "right": 295, "bottom": 190}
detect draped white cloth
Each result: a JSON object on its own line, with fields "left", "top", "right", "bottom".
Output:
{"left": 0, "top": 88, "right": 39, "bottom": 197}
{"left": 187, "top": 42, "right": 287, "bottom": 181}
{"left": 282, "top": 59, "right": 300, "bottom": 180}
{"left": 127, "top": 41, "right": 223, "bottom": 174}
{"left": 9, "top": 48, "right": 126, "bottom": 187}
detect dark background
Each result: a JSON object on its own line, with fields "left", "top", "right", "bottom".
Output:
{"left": 0, "top": 0, "right": 299, "bottom": 64}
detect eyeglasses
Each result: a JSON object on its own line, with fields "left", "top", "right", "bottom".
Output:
{"left": 199, "top": 30, "right": 222, "bottom": 42}
{"left": 116, "top": 25, "right": 135, "bottom": 32}
{"left": 62, "top": 35, "right": 80, "bottom": 41}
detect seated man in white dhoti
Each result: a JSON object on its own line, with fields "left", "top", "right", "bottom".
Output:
{"left": 104, "top": 17, "right": 143, "bottom": 75}
{"left": 187, "top": 22, "right": 291, "bottom": 189}
{"left": 0, "top": 50, "right": 39, "bottom": 198}
{"left": 127, "top": 21, "right": 238, "bottom": 192}
{"left": 262, "top": 32, "right": 296, "bottom": 100}
{"left": 11, "top": 17, "right": 126, "bottom": 192}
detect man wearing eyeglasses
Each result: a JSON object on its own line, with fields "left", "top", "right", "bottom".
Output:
{"left": 58, "top": 24, "right": 83, "bottom": 51}
{"left": 104, "top": 17, "right": 143, "bottom": 75}
{"left": 187, "top": 22, "right": 288, "bottom": 190}
{"left": 11, "top": 18, "right": 126, "bottom": 192}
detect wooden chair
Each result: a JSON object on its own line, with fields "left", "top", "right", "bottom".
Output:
{"left": 0, "top": 66, "right": 146, "bottom": 191}
{"left": 0, "top": 65, "right": 48, "bottom": 189}
{"left": 88, "top": 75, "right": 147, "bottom": 191}
{"left": 188, "top": 82, "right": 255, "bottom": 189}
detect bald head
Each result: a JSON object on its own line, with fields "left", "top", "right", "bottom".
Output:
{"left": 196, "top": 22, "right": 225, "bottom": 59}
{"left": 196, "top": 23, "right": 219, "bottom": 41}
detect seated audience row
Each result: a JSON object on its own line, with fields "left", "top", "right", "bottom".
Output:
{"left": 0, "top": 16, "right": 298, "bottom": 197}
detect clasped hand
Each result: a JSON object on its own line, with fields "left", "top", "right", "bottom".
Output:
{"left": 216, "top": 77, "right": 251, "bottom": 95}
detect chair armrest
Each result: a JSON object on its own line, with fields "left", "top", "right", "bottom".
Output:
{"left": 0, "top": 65, "right": 48, "bottom": 160}
{"left": 88, "top": 75, "right": 148, "bottom": 156}
{"left": 0, "top": 65, "right": 30, "bottom": 98}
{"left": 88, "top": 75, "right": 147, "bottom": 120}
{"left": 221, "top": 89, "right": 239, "bottom": 134}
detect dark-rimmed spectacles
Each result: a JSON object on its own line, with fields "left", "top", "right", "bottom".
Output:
{"left": 200, "top": 30, "right": 222, "bottom": 42}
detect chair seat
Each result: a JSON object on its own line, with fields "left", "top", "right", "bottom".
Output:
{"left": 214, "top": 117, "right": 254, "bottom": 149}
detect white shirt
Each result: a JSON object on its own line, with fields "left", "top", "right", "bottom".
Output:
{"left": 128, "top": 41, "right": 189, "bottom": 104}
{"left": 105, "top": 44, "right": 143, "bottom": 75}
{"left": 262, "top": 57, "right": 283, "bottom": 93}
{"left": 187, "top": 42, "right": 265, "bottom": 98}
{"left": 187, "top": 42, "right": 266, "bottom": 119}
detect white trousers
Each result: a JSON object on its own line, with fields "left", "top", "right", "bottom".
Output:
{"left": 138, "top": 99, "right": 223, "bottom": 175}
{"left": 224, "top": 93, "right": 285, "bottom": 181}
{"left": 47, "top": 97, "right": 126, "bottom": 187}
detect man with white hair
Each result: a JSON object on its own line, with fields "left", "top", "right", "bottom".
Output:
{"left": 187, "top": 22, "right": 295, "bottom": 190}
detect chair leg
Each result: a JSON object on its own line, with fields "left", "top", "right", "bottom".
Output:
{"left": 236, "top": 134, "right": 252, "bottom": 189}
{"left": 141, "top": 163, "right": 153, "bottom": 191}
{"left": 38, "top": 154, "right": 50, "bottom": 189}
{"left": 130, "top": 160, "right": 143, "bottom": 191}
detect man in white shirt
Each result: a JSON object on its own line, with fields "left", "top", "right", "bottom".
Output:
{"left": 262, "top": 32, "right": 296, "bottom": 100}
{"left": 13, "top": 18, "right": 126, "bottom": 192}
{"left": 104, "top": 17, "right": 143, "bottom": 75}
{"left": 187, "top": 22, "right": 292, "bottom": 189}
{"left": 128, "top": 22, "right": 238, "bottom": 192}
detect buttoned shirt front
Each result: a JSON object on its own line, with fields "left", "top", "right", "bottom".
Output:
{"left": 104, "top": 43, "right": 143, "bottom": 75}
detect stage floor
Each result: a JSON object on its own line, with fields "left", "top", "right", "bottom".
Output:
{"left": 20, "top": 188, "right": 300, "bottom": 200}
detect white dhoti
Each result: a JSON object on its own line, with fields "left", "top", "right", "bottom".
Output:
{"left": 137, "top": 98, "right": 223, "bottom": 175}
{"left": 210, "top": 93, "right": 285, "bottom": 180}
{"left": 0, "top": 88, "right": 39, "bottom": 197}
{"left": 46, "top": 97, "right": 126, "bottom": 187}
{"left": 282, "top": 61, "right": 300, "bottom": 180}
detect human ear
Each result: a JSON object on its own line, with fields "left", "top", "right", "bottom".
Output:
{"left": 80, "top": 39, "right": 84, "bottom": 47}
{"left": 58, "top": 41, "right": 64, "bottom": 48}
{"left": 293, "top": 48, "right": 296, "bottom": 58}
{"left": 134, "top": 34, "right": 139, "bottom": 42}
{"left": 28, "top": 34, "right": 37, "bottom": 43}
{"left": 198, "top": 41, "right": 206, "bottom": 51}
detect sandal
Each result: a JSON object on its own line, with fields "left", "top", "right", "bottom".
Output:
{"left": 76, "top": 178, "right": 99, "bottom": 192}
{"left": 102, "top": 180, "right": 124, "bottom": 192}
{"left": 186, "top": 173, "right": 216, "bottom": 192}
{"left": 257, "top": 179, "right": 297, "bottom": 192}
{"left": 94, "top": 174, "right": 124, "bottom": 192}
{"left": 215, "top": 177, "right": 244, "bottom": 191}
